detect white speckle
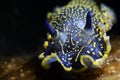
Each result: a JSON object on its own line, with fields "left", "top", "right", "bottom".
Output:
{"left": 62, "top": 58, "right": 64, "bottom": 60}
{"left": 77, "top": 20, "right": 85, "bottom": 29}
{"left": 65, "top": 54, "right": 67, "bottom": 56}
{"left": 68, "top": 62, "right": 71, "bottom": 65}
{"left": 98, "top": 38, "right": 101, "bottom": 41}
{"left": 64, "top": 59, "right": 67, "bottom": 62}
{"left": 68, "top": 55, "right": 71, "bottom": 57}
{"left": 91, "top": 48, "right": 94, "bottom": 51}
{"left": 66, "top": 64, "right": 69, "bottom": 66}
{"left": 59, "top": 32, "right": 67, "bottom": 44}
{"left": 76, "top": 41, "right": 79, "bottom": 44}
{"left": 68, "top": 45, "right": 70, "bottom": 48}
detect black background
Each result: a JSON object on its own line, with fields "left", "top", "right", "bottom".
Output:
{"left": 0, "top": 0, "right": 119, "bottom": 57}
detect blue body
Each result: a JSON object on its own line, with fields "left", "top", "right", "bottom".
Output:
{"left": 39, "top": 0, "right": 115, "bottom": 72}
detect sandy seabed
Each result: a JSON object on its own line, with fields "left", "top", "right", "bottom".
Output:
{"left": 0, "top": 35, "right": 120, "bottom": 80}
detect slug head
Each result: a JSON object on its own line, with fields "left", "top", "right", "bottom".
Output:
{"left": 39, "top": 11, "right": 111, "bottom": 72}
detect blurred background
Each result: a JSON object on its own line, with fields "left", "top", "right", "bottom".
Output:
{"left": 0, "top": 0, "right": 119, "bottom": 57}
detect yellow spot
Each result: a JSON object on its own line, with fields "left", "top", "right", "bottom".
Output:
{"left": 100, "top": 44, "right": 103, "bottom": 46}
{"left": 87, "top": 39, "right": 92, "bottom": 45}
{"left": 66, "top": 50, "right": 68, "bottom": 52}
{"left": 101, "top": 18, "right": 106, "bottom": 25}
{"left": 38, "top": 52, "right": 45, "bottom": 59}
{"left": 99, "top": 31, "right": 103, "bottom": 37}
{"left": 43, "top": 41, "right": 49, "bottom": 49}
{"left": 47, "top": 34, "right": 52, "bottom": 40}
{"left": 96, "top": 28, "right": 99, "bottom": 32}
{"left": 105, "top": 23, "right": 110, "bottom": 31}
{"left": 99, "top": 51, "right": 103, "bottom": 56}
{"left": 72, "top": 48, "right": 75, "bottom": 50}
{"left": 68, "top": 45, "right": 70, "bottom": 48}
{"left": 68, "top": 58, "right": 72, "bottom": 60}
{"left": 95, "top": 34, "right": 99, "bottom": 38}
{"left": 93, "top": 42, "right": 96, "bottom": 47}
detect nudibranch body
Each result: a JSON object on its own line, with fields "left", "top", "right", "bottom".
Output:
{"left": 39, "top": 0, "right": 116, "bottom": 72}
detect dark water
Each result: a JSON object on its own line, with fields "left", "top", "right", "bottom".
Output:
{"left": 0, "top": 0, "right": 119, "bottom": 57}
